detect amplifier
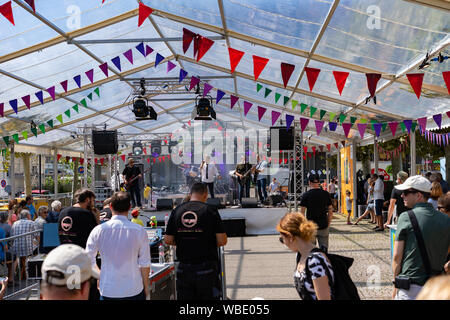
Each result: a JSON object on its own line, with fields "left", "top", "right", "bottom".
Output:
{"left": 222, "top": 218, "right": 246, "bottom": 237}
{"left": 241, "top": 197, "right": 258, "bottom": 208}
{"left": 156, "top": 198, "right": 173, "bottom": 211}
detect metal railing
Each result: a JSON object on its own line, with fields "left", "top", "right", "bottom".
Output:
{"left": 1, "top": 229, "right": 42, "bottom": 300}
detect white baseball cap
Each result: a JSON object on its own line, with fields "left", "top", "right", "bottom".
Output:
{"left": 394, "top": 175, "right": 432, "bottom": 193}
{"left": 41, "top": 244, "right": 99, "bottom": 286}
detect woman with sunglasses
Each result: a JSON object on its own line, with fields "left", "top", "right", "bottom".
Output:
{"left": 277, "top": 213, "right": 334, "bottom": 300}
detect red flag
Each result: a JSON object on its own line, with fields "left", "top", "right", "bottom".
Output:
{"left": 304, "top": 67, "right": 321, "bottom": 92}
{"left": 147, "top": 158, "right": 150, "bottom": 164}
{"left": 80, "top": 158, "right": 84, "bottom": 165}
{"left": 57, "top": 154, "right": 62, "bottom": 162}
{"left": 138, "top": 2, "right": 153, "bottom": 27}
{"left": 228, "top": 48, "right": 244, "bottom": 74}
{"left": 406, "top": 73, "right": 424, "bottom": 99}
{"left": 0, "top": 1, "right": 14, "bottom": 25}
{"left": 366, "top": 73, "right": 381, "bottom": 97}
{"left": 24, "top": 0, "right": 35, "bottom": 13}
{"left": 443, "top": 71, "right": 450, "bottom": 95}
{"left": 332, "top": 71, "right": 349, "bottom": 95}
{"left": 253, "top": 55, "right": 269, "bottom": 81}
{"left": 326, "top": 144, "right": 331, "bottom": 152}
{"left": 120, "top": 155, "right": 126, "bottom": 162}
{"left": 100, "top": 158, "right": 104, "bottom": 166}
{"left": 196, "top": 36, "right": 214, "bottom": 62}
{"left": 143, "top": 147, "right": 147, "bottom": 155}
{"left": 95, "top": 158, "right": 98, "bottom": 164}
{"left": 72, "top": 157, "right": 77, "bottom": 163}
{"left": 334, "top": 142, "right": 339, "bottom": 149}
{"left": 280, "top": 63, "right": 295, "bottom": 88}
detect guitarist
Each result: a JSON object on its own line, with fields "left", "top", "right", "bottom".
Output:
{"left": 255, "top": 154, "right": 268, "bottom": 203}
{"left": 233, "top": 156, "right": 253, "bottom": 205}
{"left": 122, "top": 158, "right": 142, "bottom": 208}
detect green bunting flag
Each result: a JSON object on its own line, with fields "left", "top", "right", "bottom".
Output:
{"left": 12, "top": 134, "right": 19, "bottom": 144}
{"left": 275, "top": 93, "right": 281, "bottom": 103}
{"left": 87, "top": 93, "right": 93, "bottom": 101}
{"left": 350, "top": 117, "right": 357, "bottom": 125}
{"left": 360, "top": 118, "right": 367, "bottom": 124}
{"left": 320, "top": 110, "right": 326, "bottom": 120}
{"left": 73, "top": 104, "right": 79, "bottom": 113}
{"left": 22, "top": 131, "right": 28, "bottom": 140}
{"left": 310, "top": 106, "right": 317, "bottom": 118}
{"left": 400, "top": 122, "right": 406, "bottom": 133}
{"left": 256, "top": 84, "right": 263, "bottom": 92}
{"left": 370, "top": 119, "right": 377, "bottom": 131}
{"left": 411, "top": 121, "right": 417, "bottom": 132}
{"left": 291, "top": 99, "right": 298, "bottom": 110}
{"left": 64, "top": 109, "right": 71, "bottom": 118}
{"left": 39, "top": 124, "right": 46, "bottom": 134}
{"left": 56, "top": 114, "right": 63, "bottom": 124}
{"left": 80, "top": 99, "right": 87, "bottom": 108}
{"left": 329, "top": 112, "right": 336, "bottom": 122}
{"left": 94, "top": 87, "right": 100, "bottom": 98}
{"left": 264, "top": 88, "right": 272, "bottom": 98}
{"left": 3, "top": 137, "right": 9, "bottom": 146}
{"left": 339, "top": 114, "right": 347, "bottom": 124}
{"left": 382, "top": 123, "right": 387, "bottom": 132}
{"left": 300, "top": 103, "right": 308, "bottom": 113}
{"left": 283, "top": 96, "right": 289, "bottom": 106}
{"left": 31, "top": 127, "right": 38, "bottom": 137}
{"left": 47, "top": 120, "right": 54, "bottom": 128}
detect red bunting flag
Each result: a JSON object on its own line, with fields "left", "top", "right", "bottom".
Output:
{"left": 120, "top": 155, "right": 126, "bottom": 162}
{"left": 182, "top": 28, "right": 196, "bottom": 53}
{"left": 443, "top": 71, "right": 450, "bottom": 95}
{"left": 253, "top": 55, "right": 269, "bottom": 81}
{"left": 280, "top": 63, "right": 295, "bottom": 88}
{"left": 189, "top": 76, "right": 200, "bottom": 91}
{"left": 22, "top": 95, "right": 31, "bottom": 109}
{"left": 94, "top": 158, "right": 98, "bottom": 164}
{"left": 332, "top": 71, "right": 349, "bottom": 95}
{"left": 196, "top": 36, "right": 214, "bottom": 62}
{"left": 342, "top": 123, "right": 352, "bottom": 138}
{"left": 80, "top": 158, "right": 84, "bottom": 165}
{"left": 72, "top": 157, "right": 77, "bottom": 163}
{"left": 388, "top": 122, "right": 398, "bottom": 137}
{"left": 147, "top": 158, "right": 150, "bottom": 164}
{"left": 138, "top": 2, "right": 153, "bottom": 27}
{"left": 366, "top": 73, "right": 381, "bottom": 97}
{"left": 57, "top": 154, "right": 62, "bottom": 161}
{"left": 406, "top": 73, "right": 424, "bottom": 99}
{"left": 326, "top": 144, "right": 331, "bottom": 152}
{"left": 334, "top": 142, "right": 339, "bottom": 149}
{"left": 0, "top": 1, "right": 14, "bottom": 25}
{"left": 99, "top": 62, "right": 108, "bottom": 77}
{"left": 228, "top": 48, "right": 244, "bottom": 74}
{"left": 312, "top": 146, "right": 316, "bottom": 155}
{"left": 300, "top": 118, "right": 309, "bottom": 132}
{"left": 417, "top": 117, "right": 427, "bottom": 132}
{"left": 304, "top": 67, "right": 321, "bottom": 92}
{"left": 230, "top": 95, "right": 239, "bottom": 109}
{"left": 100, "top": 158, "right": 104, "bottom": 166}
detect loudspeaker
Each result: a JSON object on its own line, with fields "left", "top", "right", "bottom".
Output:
{"left": 156, "top": 198, "right": 173, "bottom": 211}
{"left": 241, "top": 197, "right": 258, "bottom": 208}
{"left": 92, "top": 130, "right": 118, "bottom": 155}
{"left": 270, "top": 126, "right": 294, "bottom": 151}
{"left": 207, "top": 198, "right": 225, "bottom": 209}
{"left": 269, "top": 194, "right": 284, "bottom": 206}
{"left": 222, "top": 218, "right": 246, "bottom": 237}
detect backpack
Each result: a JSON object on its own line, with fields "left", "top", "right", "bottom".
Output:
{"left": 301, "top": 248, "right": 361, "bottom": 300}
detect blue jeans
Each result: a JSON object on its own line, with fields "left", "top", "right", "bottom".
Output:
{"left": 100, "top": 289, "right": 146, "bottom": 300}
{"left": 239, "top": 182, "right": 250, "bottom": 202}
{"left": 128, "top": 184, "right": 142, "bottom": 207}
{"left": 375, "top": 199, "right": 384, "bottom": 216}
{"left": 257, "top": 178, "right": 267, "bottom": 201}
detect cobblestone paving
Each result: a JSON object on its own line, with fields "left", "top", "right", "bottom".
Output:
{"left": 224, "top": 213, "right": 393, "bottom": 300}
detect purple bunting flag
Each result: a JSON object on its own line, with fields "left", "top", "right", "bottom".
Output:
{"left": 417, "top": 117, "right": 427, "bottom": 132}
{"left": 179, "top": 69, "right": 188, "bottom": 83}
{"left": 155, "top": 53, "right": 164, "bottom": 67}
{"left": 73, "top": 75, "right": 81, "bottom": 88}
{"left": 0, "top": 103, "right": 3, "bottom": 117}
{"left": 203, "top": 83, "right": 213, "bottom": 97}
{"left": 286, "top": 114, "right": 295, "bottom": 130}
{"left": 216, "top": 90, "right": 225, "bottom": 104}
{"left": 329, "top": 122, "right": 337, "bottom": 131}
{"left": 257, "top": 106, "right": 267, "bottom": 121}
{"left": 22, "top": 95, "right": 31, "bottom": 109}
{"left": 111, "top": 56, "right": 121, "bottom": 71}
{"left": 373, "top": 123, "right": 382, "bottom": 137}
{"left": 85, "top": 69, "right": 94, "bottom": 84}
{"left": 167, "top": 61, "right": 176, "bottom": 73}
{"left": 9, "top": 99, "right": 18, "bottom": 114}
{"left": 271, "top": 110, "right": 281, "bottom": 125}
{"left": 136, "top": 42, "right": 146, "bottom": 57}
{"left": 123, "top": 49, "right": 133, "bottom": 64}
{"left": 388, "top": 122, "right": 398, "bottom": 137}
{"left": 433, "top": 114, "right": 442, "bottom": 129}
{"left": 60, "top": 80, "right": 68, "bottom": 93}
{"left": 300, "top": 117, "right": 309, "bottom": 132}
{"left": 243, "top": 101, "right": 253, "bottom": 116}
{"left": 315, "top": 120, "right": 324, "bottom": 136}
{"left": 357, "top": 123, "right": 367, "bottom": 139}
{"left": 99, "top": 63, "right": 109, "bottom": 77}
{"left": 403, "top": 120, "right": 412, "bottom": 134}
{"left": 230, "top": 95, "right": 239, "bottom": 109}
{"left": 47, "top": 86, "right": 56, "bottom": 100}
{"left": 342, "top": 123, "right": 352, "bottom": 138}
{"left": 189, "top": 76, "right": 200, "bottom": 91}
{"left": 145, "top": 45, "right": 153, "bottom": 56}
{"left": 35, "top": 91, "right": 44, "bottom": 105}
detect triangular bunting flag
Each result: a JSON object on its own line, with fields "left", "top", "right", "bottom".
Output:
{"left": 334, "top": 142, "right": 339, "bottom": 149}
{"left": 60, "top": 80, "right": 68, "bottom": 93}
{"left": 228, "top": 48, "right": 244, "bottom": 74}
{"left": 257, "top": 106, "right": 267, "bottom": 121}
{"left": 350, "top": 117, "right": 357, "bottom": 125}
{"left": 179, "top": 69, "right": 188, "bottom": 83}
{"left": 120, "top": 155, "right": 126, "bottom": 162}
{"left": 264, "top": 88, "right": 272, "bottom": 98}
{"left": 138, "top": 2, "right": 153, "bottom": 27}
{"left": 366, "top": 73, "right": 381, "bottom": 97}
{"left": 0, "top": 1, "right": 14, "bottom": 25}
{"left": 329, "top": 112, "right": 336, "bottom": 122}
{"left": 382, "top": 123, "right": 387, "bottom": 132}
{"left": 87, "top": 93, "right": 93, "bottom": 101}
{"left": 403, "top": 120, "right": 412, "bottom": 134}
{"left": 216, "top": 90, "right": 225, "bottom": 104}
{"left": 300, "top": 103, "right": 308, "bottom": 113}
{"left": 22, "top": 131, "right": 28, "bottom": 140}
{"left": 111, "top": 56, "right": 121, "bottom": 71}
{"left": 145, "top": 45, "right": 153, "bottom": 57}
{"left": 388, "top": 122, "right": 398, "bottom": 137}
{"left": 406, "top": 73, "right": 424, "bottom": 99}
{"left": 329, "top": 122, "right": 337, "bottom": 131}
{"left": 339, "top": 114, "right": 347, "bottom": 124}
{"left": 373, "top": 123, "right": 382, "bottom": 137}
{"left": 400, "top": 122, "right": 406, "bottom": 133}
{"left": 189, "top": 76, "right": 200, "bottom": 91}
{"left": 271, "top": 111, "right": 281, "bottom": 125}
{"left": 94, "top": 87, "right": 100, "bottom": 98}
{"left": 443, "top": 71, "right": 450, "bottom": 94}
{"left": 281, "top": 63, "right": 295, "bottom": 88}
{"left": 73, "top": 75, "right": 81, "bottom": 88}
{"left": 357, "top": 123, "right": 367, "bottom": 139}
{"left": 411, "top": 121, "right": 417, "bottom": 133}
{"left": 291, "top": 100, "right": 298, "bottom": 110}
{"left": 123, "top": 49, "right": 133, "bottom": 64}
{"left": 230, "top": 95, "right": 239, "bottom": 109}
{"left": 286, "top": 115, "right": 294, "bottom": 131}
{"left": 315, "top": 120, "right": 324, "bottom": 136}
{"left": 417, "top": 117, "right": 427, "bottom": 132}
{"left": 203, "top": 83, "right": 213, "bottom": 97}
{"left": 9, "top": 99, "right": 18, "bottom": 114}
{"left": 283, "top": 96, "right": 289, "bottom": 106}
{"left": 56, "top": 114, "right": 63, "bottom": 124}
{"left": 304, "top": 67, "right": 321, "bottom": 92}
{"left": 300, "top": 117, "right": 309, "bottom": 132}
{"left": 243, "top": 101, "right": 253, "bottom": 116}
{"left": 342, "top": 123, "right": 352, "bottom": 138}
{"left": 275, "top": 93, "right": 281, "bottom": 103}
{"left": 31, "top": 127, "right": 37, "bottom": 137}
{"left": 155, "top": 53, "right": 164, "bottom": 67}
{"left": 38, "top": 124, "right": 45, "bottom": 134}
{"left": 24, "top": 0, "right": 35, "bottom": 12}
{"left": 253, "top": 55, "right": 269, "bottom": 81}
{"left": 3, "top": 137, "right": 10, "bottom": 146}
{"left": 57, "top": 154, "right": 62, "bottom": 162}
{"left": 196, "top": 36, "right": 214, "bottom": 62}
{"left": 85, "top": 69, "right": 94, "bottom": 83}
{"left": 47, "top": 120, "right": 54, "bottom": 128}
{"left": 310, "top": 106, "right": 317, "bottom": 118}
{"left": 332, "top": 71, "right": 349, "bottom": 95}
{"left": 183, "top": 28, "right": 196, "bottom": 53}
{"left": 341, "top": 141, "right": 346, "bottom": 147}
{"left": 167, "top": 61, "right": 176, "bottom": 73}
{"left": 136, "top": 42, "right": 146, "bottom": 57}
{"left": 80, "top": 99, "right": 87, "bottom": 108}
{"left": 99, "top": 63, "right": 108, "bottom": 77}
{"left": 433, "top": 114, "right": 442, "bottom": 129}
{"left": 256, "top": 83, "right": 263, "bottom": 92}
{"left": 319, "top": 110, "right": 326, "bottom": 120}
{"left": 327, "top": 144, "right": 331, "bottom": 152}
{"left": 47, "top": 86, "right": 56, "bottom": 100}
{"left": 64, "top": 110, "right": 71, "bottom": 118}
{"left": 0, "top": 103, "right": 3, "bottom": 117}
{"left": 12, "top": 134, "right": 19, "bottom": 144}
{"left": 35, "top": 91, "right": 44, "bottom": 105}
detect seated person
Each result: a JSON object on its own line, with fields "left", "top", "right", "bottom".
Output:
{"left": 268, "top": 178, "right": 281, "bottom": 195}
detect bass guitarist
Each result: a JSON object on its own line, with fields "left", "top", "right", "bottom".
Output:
{"left": 233, "top": 156, "right": 254, "bottom": 205}
{"left": 122, "top": 158, "right": 142, "bottom": 208}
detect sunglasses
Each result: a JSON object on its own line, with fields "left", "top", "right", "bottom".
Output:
{"left": 279, "top": 236, "right": 284, "bottom": 244}
{"left": 402, "top": 189, "right": 419, "bottom": 196}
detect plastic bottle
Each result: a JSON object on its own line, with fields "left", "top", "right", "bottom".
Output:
{"left": 164, "top": 213, "right": 169, "bottom": 229}
{"left": 158, "top": 243, "right": 165, "bottom": 264}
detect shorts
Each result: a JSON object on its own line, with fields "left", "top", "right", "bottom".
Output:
{"left": 367, "top": 203, "right": 375, "bottom": 211}
{"left": 347, "top": 209, "right": 351, "bottom": 214}
{"left": 375, "top": 199, "right": 384, "bottom": 216}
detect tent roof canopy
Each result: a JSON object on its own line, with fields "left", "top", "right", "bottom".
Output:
{"left": 0, "top": 0, "right": 448, "bottom": 154}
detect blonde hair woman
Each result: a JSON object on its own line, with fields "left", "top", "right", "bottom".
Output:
{"left": 416, "top": 275, "right": 450, "bottom": 300}
{"left": 277, "top": 212, "right": 334, "bottom": 300}
{"left": 428, "top": 182, "right": 443, "bottom": 210}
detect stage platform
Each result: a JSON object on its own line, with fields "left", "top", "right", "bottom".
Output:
{"left": 140, "top": 207, "right": 287, "bottom": 235}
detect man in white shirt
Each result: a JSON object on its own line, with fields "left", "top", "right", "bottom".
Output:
{"left": 268, "top": 178, "right": 281, "bottom": 195}
{"left": 373, "top": 173, "right": 385, "bottom": 232}
{"left": 200, "top": 156, "right": 219, "bottom": 199}
{"left": 255, "top": 154, "right": 268, "bottom": 203}
{"left": 86, "top": 191, "right": 151, "bottom": 300}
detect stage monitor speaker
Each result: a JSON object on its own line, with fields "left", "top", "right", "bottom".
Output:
{"left": 207, "top": 198, "right": 225, "bottom": 209}
{"left": 222, "top": 218, "right": 246, "bottom": 237}
{"left": 270, "top": 126, "right": 294, "bottom": 151}
{"left": 92, "top": 130, "right": 118, "bottom": 155}
{"left": 241, "top": 197, "right": 258, "bottom": 208}
{"left": 156, "top": 198, "right": 173, "bottom": 211}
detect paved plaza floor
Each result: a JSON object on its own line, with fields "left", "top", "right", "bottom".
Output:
{"left": 223, "top": 213, "right": 393, "bottom": 300}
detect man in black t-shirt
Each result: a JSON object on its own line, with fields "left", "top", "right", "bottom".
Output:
{"left": 122, "top": 158, "right": 142, "bottom": 208}
{"left": 165, "top": 183, "right": 227, "bottom": 300}
{"left": 58, "top": 189, "right": 98, "bottom": 249}
{"left": 299, "top": 174, "right": 333, "bottom": 252}
{"left": 234, "top": 156, "right": 253, "bottom": 204}
{"left": 384, "top": 171, "right": 410, "bottom": 228}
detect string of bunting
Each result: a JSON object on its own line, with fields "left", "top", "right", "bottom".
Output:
{"left": 376, "top": 138, "right": 409, "bottom": 160}
{"left": 420, "top": 128, "right": 450, "bottom": 147}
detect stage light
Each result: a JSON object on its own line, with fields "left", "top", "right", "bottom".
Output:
{"left": 132, "top": 96, "right": 157, "bottom": 120}
{"left": 133, "top": 141, "right": 143, "bottom": 156}
{"left": 192, "top": 95, "right": 216, "bottom": 121}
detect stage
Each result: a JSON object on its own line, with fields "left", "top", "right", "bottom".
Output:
{"left": 141, "top": 207, "right": 287, "bottom": 235}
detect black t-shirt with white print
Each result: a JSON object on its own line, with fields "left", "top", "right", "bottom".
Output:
{"left": 166, "top": 201, "right": 225, "bottom": 263}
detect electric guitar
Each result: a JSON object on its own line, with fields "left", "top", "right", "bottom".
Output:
{"left": 123, "top": 167, "right": 151, "bottom": 191}
{"left": 236, "top": 164, "right": 256, "bottom": 186}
